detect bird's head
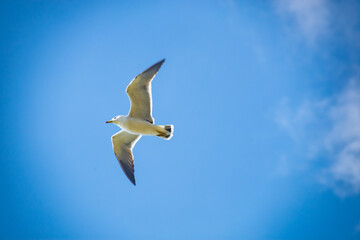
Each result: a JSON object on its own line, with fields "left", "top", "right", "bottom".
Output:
{"left": 106, "top": 115, "right": 125, "bottom": 124}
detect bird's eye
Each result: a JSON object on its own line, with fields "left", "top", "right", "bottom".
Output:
{"left": 113, "top": 117, "right": 116, "bottom": 119}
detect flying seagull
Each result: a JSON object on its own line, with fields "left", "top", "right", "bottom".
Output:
{"left": 106, "top": 59, "right": 173, "bottom": 185}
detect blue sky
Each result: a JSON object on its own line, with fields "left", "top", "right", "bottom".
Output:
{"left": 1, "top": 0, "right": 360, "bottom": 239}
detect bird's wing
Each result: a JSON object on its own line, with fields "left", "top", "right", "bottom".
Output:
{"left": 126, "top": 59, "right": 165, "bottom": 124}
{"left": 111, "top": 130, "right": 141, "bottom": 185}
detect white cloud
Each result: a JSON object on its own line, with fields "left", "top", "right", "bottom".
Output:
{"left": 321, "top": 80, "right": 360, "bottom": 196}
{"left": 274, "top": 0, "right": 330, "bottom": 43}
{"left": 273, "top": 1, "right": 360, "bottom": 195}
{"left": 274, "top": 0, "right": 360, "bottom": 49}
{"left": 276, "top": 79, "right": 360, "bottom": 196}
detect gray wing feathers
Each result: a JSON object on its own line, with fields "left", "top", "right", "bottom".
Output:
{"left": 126, "top": 59, "right": 165, "bottom": 124}
{"left": 111, "top": 130, "right": 141, "bottom": 185}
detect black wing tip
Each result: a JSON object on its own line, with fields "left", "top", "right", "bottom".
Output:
{"left": 151, "top": 58, "right": 166, "bottom": 69}
{"left": 124, "top": 174, "right": 136, "bottom": 186}
{"left": 140, "top": 58, "right": 166, "bottom": 75}
{"left": 125, "top": 172, "right": 136, "bottom": 186}
{"left": 131, "top": 179, "right": 136, "bottom": 186}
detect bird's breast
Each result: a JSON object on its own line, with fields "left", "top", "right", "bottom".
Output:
{"left": 121, "top": 117, "right": 157, "bottom": 136}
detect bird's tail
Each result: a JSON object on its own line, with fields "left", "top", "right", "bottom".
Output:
{"left": 156, "top": 125, "right": 174, "bottom": 140}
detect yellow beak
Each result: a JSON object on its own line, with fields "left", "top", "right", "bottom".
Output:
{"left": 105, "top": 120, "right": 113, "bottom": 123}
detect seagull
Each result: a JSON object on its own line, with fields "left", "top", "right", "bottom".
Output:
{"left": 106, "top": 59, "right": 173, "bottom": 185}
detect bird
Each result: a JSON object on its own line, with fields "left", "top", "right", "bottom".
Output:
{"left": 106, "top": 59, "right": 173, "bottom": 185}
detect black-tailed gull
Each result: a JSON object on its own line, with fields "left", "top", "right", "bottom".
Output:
{"left": 106, "top": 59, "right": 173, "bottom": 185}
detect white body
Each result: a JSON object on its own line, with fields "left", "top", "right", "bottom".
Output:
{"left": 113, "top": 116, "right": 162, "bottom": 136}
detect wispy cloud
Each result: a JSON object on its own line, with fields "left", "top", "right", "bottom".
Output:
{"left": 276, "top": 79, "right": 360, "bottom": 196}
{"left": 274, "top": 0, "right": 330, "bottom": 43}
{"left": 274, "top": 0, "right": 360, "bottom": 47}
{"left": 273, "top": 0, "right": 360, "bottom": 197}
{"left": 321, "top": 80, "right": 360, "bottom": 196}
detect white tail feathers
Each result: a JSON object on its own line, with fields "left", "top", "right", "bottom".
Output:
{"left": 156, "top": 125, "right": 174, "bottom": 140}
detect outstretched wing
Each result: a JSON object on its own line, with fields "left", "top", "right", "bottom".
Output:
{"left": 111, "top": 130, "right": 141, "bottom": 185}
{"left": 126, "top": 59, "right": 165, "bottom": 124}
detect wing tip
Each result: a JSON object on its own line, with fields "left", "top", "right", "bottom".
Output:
{"left": 158, "top": 58, "right": 165, "bottom": 67}
{"left": 140, "top": 58, "right": 166, "bottom": 75}
{"left": 125, "top": 170, "right": 136, "bottom": 186}
{"left": 130, "top": 177, "right": 136, "bottom": 186}
{"left": 124, "top": 172, "right": 136, "bottom": 186}
{"left": 151, "top": 58, "right": 166, "bottom": 70}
